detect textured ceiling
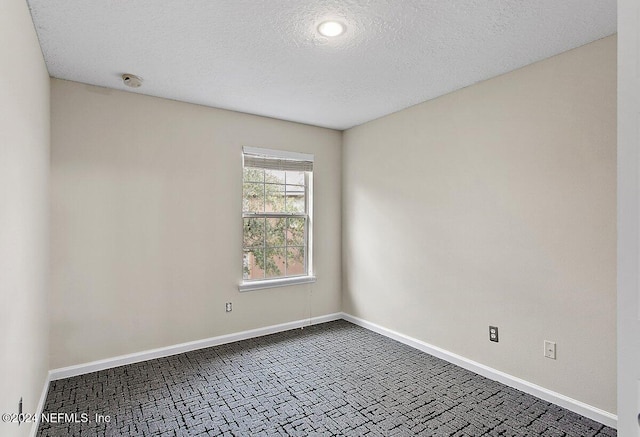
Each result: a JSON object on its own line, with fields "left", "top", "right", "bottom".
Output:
{"left": 27, "top": 0, "right": 616, "bottom": 130}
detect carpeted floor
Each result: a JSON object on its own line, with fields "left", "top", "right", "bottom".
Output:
{"left": 37, "top": 320, "right": 616, "bottom": 436}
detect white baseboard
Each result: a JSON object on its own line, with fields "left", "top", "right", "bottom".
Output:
{"left": 45, "top": 311, "right": 616, "bottom": 430}
{"left": 49, "top": 312, "right": 342, "bottom": 381}
{"left": 341, "top": 312, "right": 617, "bottom": 429}
{"left": 30, "top": 372, "right": 51, "bottom": 437}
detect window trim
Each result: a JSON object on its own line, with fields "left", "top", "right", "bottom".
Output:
{"left": 239, "top": 275, "right": 316, "bottom": 292}
{"left": 239, "top": 147, "right": 314, "bottom": 291}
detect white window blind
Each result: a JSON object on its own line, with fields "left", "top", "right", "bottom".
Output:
{"left": 243, "top": 147, "right": 313, "bottom": 172}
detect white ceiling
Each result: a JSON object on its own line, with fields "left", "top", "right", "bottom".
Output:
{"left": 27, "top": 0, "right": 616, "bottom": 130}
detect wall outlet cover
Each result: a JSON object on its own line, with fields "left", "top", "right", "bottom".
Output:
{"left": 489, "top": 326, "right": 499, "bottom": 342}
{"left": 544, "top": 340, "right": 556, "bottom": 359}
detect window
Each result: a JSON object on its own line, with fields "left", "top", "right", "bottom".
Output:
{"left": 240, "top": 147, "right": 315, "bottom": 291}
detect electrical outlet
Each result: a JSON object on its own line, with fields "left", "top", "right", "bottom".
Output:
{"left": 225, "top": 302, "right": 232, "bottom": 312}
{"left": 544, "top": 340, "right": 556, "bottom": 359}
{"left": 489, "top": 326, "right": 499, "bottom": 342}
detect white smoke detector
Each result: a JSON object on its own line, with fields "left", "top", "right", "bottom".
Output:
{"left": 121, "top": 73, "right": 143, "bottom": 88}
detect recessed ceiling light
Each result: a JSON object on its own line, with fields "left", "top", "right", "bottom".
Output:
{"left": 317, "top": 21, "right": 345, "bottom": 37}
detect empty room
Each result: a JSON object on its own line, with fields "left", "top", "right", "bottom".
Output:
{"left": 2, "top": 0, "right": 639, "bottom": 436}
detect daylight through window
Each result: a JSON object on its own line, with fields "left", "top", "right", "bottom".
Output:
{"left": 242, "top": 147, "right": 313, "bottom": 286}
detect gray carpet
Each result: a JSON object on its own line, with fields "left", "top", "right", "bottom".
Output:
{"left": 37, "top": 320, "right": 616, "bottom": 436}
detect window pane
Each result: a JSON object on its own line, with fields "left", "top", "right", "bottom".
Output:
{"left": 286, "top": 247, "right": 305, "bottom": 276}
{"left": 243, "top": 249, "right": 265, "bottom": 280}
{"left": 243, "top": 167, "right": 264, "bottom": 183}
{"left": 285, "top": 185, "right": 305, "bottom": 213}
{"left": 243, "top": 218, "right": 265, "bottom": 248}
{"left": 242, "top": 149, "right": 311, "bottom": 284}
{"left": 287, "top": 217, "right": 305, "bottom": 246}
{"left": 265, "top": 184, "right": 286, "bottom": 213}
{"left": 243, "top": 182, "right": 264, "bottom": 213}
{"left": 286, "top": 171, "right": 305, "bottom": 185}
{"left": 266, "top": 217, "right": 285, "bottom": 247}
{"left": 265, "top": 247, "right": 285, "bottom": 278}
{"left": 265, "top": 169, "right": 285, "bottom": 184}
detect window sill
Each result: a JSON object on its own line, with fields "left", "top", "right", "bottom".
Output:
{"left": 239, "top": 276, "right": 316, "bottom": 292}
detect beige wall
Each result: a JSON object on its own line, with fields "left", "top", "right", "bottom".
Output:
{"left": 50, "top": 79, "right": 342, "bottom": 369}
{"left": 0, "top": 0, "right": 50, "bottom": 436}
{"left": 48, "top": 30, "right": 615, "bottom": 416}
{"left": 342, "top": 36, "right": 616, "bottom": 413}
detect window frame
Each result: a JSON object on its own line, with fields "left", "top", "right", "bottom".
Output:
{"left": 239, "top": 147, "right": 315, "bottom": 292}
